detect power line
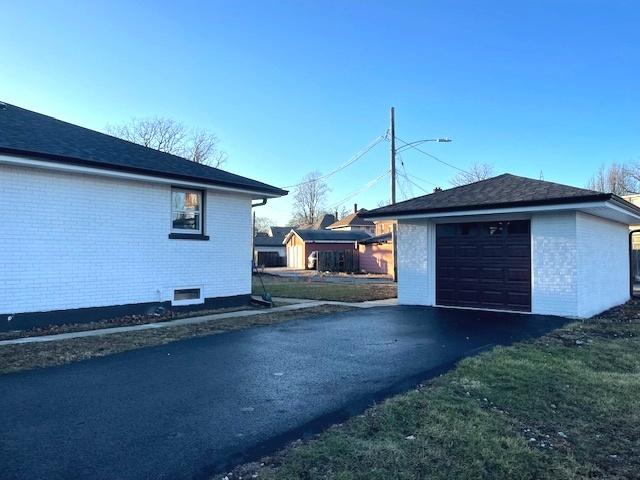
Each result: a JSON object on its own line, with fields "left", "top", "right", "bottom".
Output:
{"left": 403, "top": 174, "right": 430, "bottom": 194}
{"left": 281, "top": 134, "right": 386, "bottom": 189}
{"left": 394, "top": 135, "right": 469, "bottom": 174}
{"left": 407, "top": 173, "right": 438, "bottom": 187}
{"left": 331, "top": 169, "right": 390, "bottom": 209}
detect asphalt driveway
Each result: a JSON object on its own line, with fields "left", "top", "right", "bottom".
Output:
{"left": 0, "top": 306, "right": 569, "bottom": 480}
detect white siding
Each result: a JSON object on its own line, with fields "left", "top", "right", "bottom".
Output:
{"left": 397, "top": 220, "right": 435, "bottom": 305}
{"left": 575, "top": 212, "right": 629, "bottom": 317}
{"left": 0, "top": 164, "right": 252, "bottom": 314}
{"left": 530, "top": 212, "right": 578, "bottom": 316}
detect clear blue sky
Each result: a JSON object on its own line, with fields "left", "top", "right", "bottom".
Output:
{"left": 2, "top": 0, "right": 638, "bottom": 224}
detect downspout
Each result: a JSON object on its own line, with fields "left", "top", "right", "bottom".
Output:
{"left": 251, "top": 198, "right": 268, "bottom": 263}
{"left": 251, "top": 198, "right": 272, "bottom": 305}
{"left": 629, "top": 229, "right": 640, "bottom": 298}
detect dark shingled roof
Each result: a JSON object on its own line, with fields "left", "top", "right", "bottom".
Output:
{"left": 300, "top": 213, "right": 337, "bottom": 230}
{"left": 0, "top": 102, "right": 287, "bottom": 197}
{"left": 288, "top": 229, "right": 372, "bottom": 243}
{"left": 254, "top": 226, "right": 294, "bottom": 247}
{"left": 359, "top": 232, "right": 392, "bottom": 245}
{"left": 362, "top": 173, "right": 640, "bottom": 217}
{"left": 327, "top": 209, "right": 375, "bottom": 229}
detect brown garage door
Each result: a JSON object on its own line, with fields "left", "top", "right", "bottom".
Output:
{"left": 436, "top": 220, "right": 531, "bottom": 312}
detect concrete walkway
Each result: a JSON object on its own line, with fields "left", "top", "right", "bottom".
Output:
{"left": 0, "top": 297, "right": 397, "bottom": 346}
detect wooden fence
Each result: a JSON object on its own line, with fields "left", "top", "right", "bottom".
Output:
{"left": 255, "top": 251, "right": 285, "bottom": 268}
{"left": 316, "top": 249, "right": 359, "bottom": 273}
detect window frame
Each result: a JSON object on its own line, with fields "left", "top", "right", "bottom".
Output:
{"left": 171, "top": 286, "right": 204, "bottom": 306}
{"left": 170, "top": 187, "right": 205, "bottom": 236}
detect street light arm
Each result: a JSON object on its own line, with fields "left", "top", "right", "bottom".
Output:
{"left": 395, "top": 137, "right": 452, "bottom": 153}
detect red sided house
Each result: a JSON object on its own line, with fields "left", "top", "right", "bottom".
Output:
{"left": 283, "top": 229, "right": 371, "bottom": 269}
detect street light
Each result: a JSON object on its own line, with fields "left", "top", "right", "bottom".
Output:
{"left": 388, "top": 107, "right": 452, "bottom": 282}
{"left": 395, "top": 137, "right": 452, "bottom": 153}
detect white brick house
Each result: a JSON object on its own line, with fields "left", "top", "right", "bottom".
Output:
{"left": 363, "top": 174, "right": 640, "bottom": 318}
{"left": 0, "top": 103, "right": 286, "bottom": 331}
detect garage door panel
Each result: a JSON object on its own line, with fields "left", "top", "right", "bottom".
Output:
{"left": 436, "top": 220, "right": 531, "bottom": 312}
{"left": 482, "top": 245, "right": 504, "bottom": 257}
{"left": 459, "top": 245, "right": 479, "bottom": 257}
{"left": 506, "top": 244, "right": 530, "bottom": 258}
{"left": 507, "top": 267, "right": 530, "bottom": 282}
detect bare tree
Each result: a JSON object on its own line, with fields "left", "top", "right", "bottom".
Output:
{"left": 106, "top": 117, "right": 227, "bottom": 168}
{"left": 450, "top": 162, "right": 494, "bottom": 187}
{"left": 290, "top": 171, "right": 329, "bottom": 227}
{"left": 254, "top": 216, "right": 273, "bottom": 234}
{"left": 587, "top": 163, "right": 638, "bottom": 195}
{"left": 336, "top": 205, "right": 351, "bottom": 220}
{"left": 185, "top": 129, "right": 228, "bottom": 166}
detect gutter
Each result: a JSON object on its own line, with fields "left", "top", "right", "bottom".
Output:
{"left": 0, "top": 148, "right": 288, "bottom": 198}
{"left": 359, "top": 194, "right": 615, "bottom": 220}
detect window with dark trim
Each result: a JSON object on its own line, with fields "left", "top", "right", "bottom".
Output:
{"left": 171, "top": 188, "right": 203, "bottom": 233}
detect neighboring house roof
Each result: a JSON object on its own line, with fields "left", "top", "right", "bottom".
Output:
{"left": 254, "top": 226, "right": 293, "bottom": 247}
{"left": 362, "top": 173, "right": 640, "bottom": 218}
{"left": 284, "top": 229, "right": 371, "bottom": 244}
{"left": 359, "top": 232, "right": 392, "bottom": 245}
{"left": 301, "top": 213, "right": 336, "bottom": 230}
{"left": 327, "top": 209, "right": 375, "bottom": 229}
{"left": 0, "top": 102, "right": 287, "bottom": 197}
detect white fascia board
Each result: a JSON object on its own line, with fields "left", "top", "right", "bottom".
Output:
{"left": 0, "top": 153, "right": 282, "bottom": 199}
{"left": 365, "top": 200, "right": 640, "bottom": 224}
{"left": 306, "top": 240, "right": 360, "bottom": 244}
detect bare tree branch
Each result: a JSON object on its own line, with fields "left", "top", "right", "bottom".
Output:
{"left": 106, "top": 117, "right": 227, "bottom": 168}
{"left": 290, "top": 171, "right": 329, "bottom": 227}
{"left": 254, "top": 216, "right": 274, "bottom": 234}
{"left": 587, "top": 163, "right": 639, "bottom": 195}
{"left": 450, "top": 162, "right": 494, "bottom": 187}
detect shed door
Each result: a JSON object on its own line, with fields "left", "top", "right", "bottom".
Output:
{"left": 436, "top": 220, "right": 531, "bottom": 312}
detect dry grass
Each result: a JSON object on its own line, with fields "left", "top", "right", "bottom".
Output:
{"left": 0, "top": 304, "right": 353, "bottom": 375}
{"left": 253, "top": 275, "right": 397, "bottom": 302}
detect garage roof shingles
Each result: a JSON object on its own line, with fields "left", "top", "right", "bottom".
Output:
{"left": 0, "top": 102, "right": 286, "bottom": 196}
{"left": 363, "top": 173, "right": 639, "bottom": 217}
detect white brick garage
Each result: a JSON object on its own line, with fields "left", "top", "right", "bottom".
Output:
{"left": 364, "top": 174, "right": 640, "bottom": 318}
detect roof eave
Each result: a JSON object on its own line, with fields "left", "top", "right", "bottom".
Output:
{"left": 361, "top": 195, "right": 621, "bottom": 220}
{"left": 0, "top": 147, "right": 288, "bottom": 198}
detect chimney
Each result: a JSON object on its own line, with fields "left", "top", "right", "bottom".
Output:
{"left": 433, "top": 187, "right": 442, "bottom": 193}
{"left": 353, "top": 203, "right": 358, "bottom": 214}
{"left": 335, "top": 210, "right": 339, "bottom": 220}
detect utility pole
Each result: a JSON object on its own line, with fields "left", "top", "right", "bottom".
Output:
{"left": 390, "top": 107, "right": 396, "bottom": 205}
{"left": 390, "top": 107, "right": 398, "bottom": 282}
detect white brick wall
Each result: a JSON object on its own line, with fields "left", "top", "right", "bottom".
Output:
{"left": 531, "top": 212, "right": 578, "bottom": 316}
{"left": 397, "top": 220, "right": 435, "bottom": 305}
{"left": 0, "top": 164, "right": 253, "bottom": 315}
{"left": 575, "top": 212, "right": 629, "bottom": 317}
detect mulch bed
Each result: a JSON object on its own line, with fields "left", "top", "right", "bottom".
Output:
{"left": 0, "top": 304, "right": 262, "bottom": 341}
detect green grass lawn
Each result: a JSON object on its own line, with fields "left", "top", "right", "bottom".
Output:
{"left": 252, "top": 275, "right": 397, "bottom": 302}
{"left": 222, "top": 301, "right": 640, "bottom": 479}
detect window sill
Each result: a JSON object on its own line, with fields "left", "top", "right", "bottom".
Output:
{"left": 168, "top": 233, "right": 210, "bottom": 241}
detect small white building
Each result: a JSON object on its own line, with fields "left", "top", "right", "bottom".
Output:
{"left": 363, "top": 174, "right": 640, "bottom": 318}
{"left": 0, "top": 102, "right": 286, "bottom": 331}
